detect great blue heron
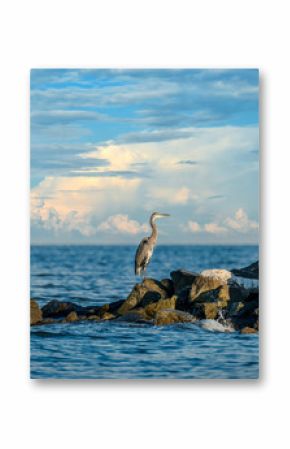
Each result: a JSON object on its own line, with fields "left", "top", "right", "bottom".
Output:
{"left": 135, "top": 212, "right": 170, "bottom": 277}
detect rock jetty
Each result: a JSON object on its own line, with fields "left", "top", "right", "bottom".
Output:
{"left": 30, "top": 261, "right": 259, "bottom": 334}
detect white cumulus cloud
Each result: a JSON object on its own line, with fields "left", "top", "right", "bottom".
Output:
{"left": 204, "top": 223, "right": 227, "bottom": 234}
{"left": 97, "top": 214, "right": 149, "bottom": 235}
{"left": 184, "top": 221, "right": 201, "bottom": 232}
{"left": 225, "top": 208, "right": 259, "bottom": 232}
{"left": 30, "top": 176, "right": 142, "bottom": 237}
{"left": 184, "top": 208, "right": 259, "bottom": 235}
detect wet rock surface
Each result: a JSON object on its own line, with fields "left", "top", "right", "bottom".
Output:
{"left": 232, "top": 261, "right": 259, "bottom": 279}
{"left": 30, "top": 261, "right": 259, "bottom": 332}
{"left": 30, "top": 299, "right": 43, "bottom": 325}
{"left": 63, "top": 311, "right": 79, "bottom": 323}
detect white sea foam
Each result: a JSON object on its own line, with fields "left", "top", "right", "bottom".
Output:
{"left": 200, "top": 319, "right": 235, "bottom": 333}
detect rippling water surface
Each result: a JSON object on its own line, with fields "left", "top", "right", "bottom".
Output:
{"left": 30, "top": 245, "right": 259, "bottom": 379}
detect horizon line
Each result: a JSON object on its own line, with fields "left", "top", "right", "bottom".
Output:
{"left": 30, "top": 242, "right": 259, "bottom": 247}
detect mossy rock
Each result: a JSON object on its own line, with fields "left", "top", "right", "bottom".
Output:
{"left": 117, "top": 285, "right": 145, "bottom": 315}
{"left": 189, "top": 274, "right": 229, "bottom": 302}
{"left": 64, "top": 311, "right": 79, "bottom": 322}
{"left": 87, "top": 315, "right": 100, "bottom": 321}
{"left": 40, "top": 318, "right": 55, "bottom": 325}
{"left": 144, "top": 296, "right": 177, "bottom": 318}
{"left": 240, "top": 327, "right": 257, "bottom": 334}
{"left": 203, "top": 303, "right": 219, "bottom": 319}
{"left": 117, "top": 278, "right": 168, "bottom": 315}
{"left": 30, "top": 299, "right": 43, "bottom": 325}
{"left": 118, "top": 308, "right": 151, "bottom": 323}
{"left": 190, "top": 302, "right": 221, "bottom": 320}
{"left": 154, "top": 309, "right": 195, "bottom": 326}
{"left": 217, "top": 284, "right": 230, "bottom": 307}
{"left": 101, "top": 312, "right": 115, "bottom": 320}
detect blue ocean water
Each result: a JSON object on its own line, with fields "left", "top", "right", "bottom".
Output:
{"left": 30, "top": 245, "right": 259, "bottom": 379}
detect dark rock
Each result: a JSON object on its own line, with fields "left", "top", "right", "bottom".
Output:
{"left": 228, "top": 283, "right": 259, "bottom": 330}
{"left": 82, "top": 301, "right": 124, "bottom": 318}
{"left": 191, "top": 285, "right": 230, "bottom": 306}
{"left": 97, "top": 304, "right": 110, "bottom": 315}
{"left": 230, "top": 298, "right": 259, "bottom": 330}
{"left": 170, "top": 270, "right": 199, "bottom": 295}
{"left": 234, "top": 316, "right": 258, "bottom": 330}
{"left": 160, "top": 278, "right": 175, "bottom": 296}
{"left": 30, "top": 300, "right": 43, "bottom": 325}
{"left": 232, "top": 261, "right": 259, "bottom": 279}
{"left": 108, "top": 299, "right": 125, "bottom": 313}
{"left": 83, "top": 306, "right": 102, "bottom": 316}
{"left": 227, "top": 301, "right": 245, "bottom": 315}
{"left": 234, "top": 299, "right": 258, "bottom": 317}
{"left": 42, "top": 300, "right": 80, "bottom": 318}
{"left": 228, "top": 282, "right": 256, "bottom": 303}
{"left": 247, "top": 288, "right": 259, "bottom": 303}
{"left": 192, "top": 302, "right": 219, "bottom": 320}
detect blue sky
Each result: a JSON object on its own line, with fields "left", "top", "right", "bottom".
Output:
{"left": 31, "top": 69, "right": 259, "bottom": 244}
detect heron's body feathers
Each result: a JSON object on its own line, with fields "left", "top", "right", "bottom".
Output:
{"left": 134, "top": 237, "right": 154, "bottom": 275}
{"left": 134, "top": 212, "right": 169, "bottom": 277}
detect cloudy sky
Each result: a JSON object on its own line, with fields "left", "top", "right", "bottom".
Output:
{"left": 31, "top": 69, "right": 259, "bottom": 244}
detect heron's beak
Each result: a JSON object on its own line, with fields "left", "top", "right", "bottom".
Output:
{"left": 159, "top": 213, "right": 170, "bottom": 217}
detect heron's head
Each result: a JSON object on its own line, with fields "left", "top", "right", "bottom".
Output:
{"left": 151, "top": 211, "right": 170, "bottom": 221}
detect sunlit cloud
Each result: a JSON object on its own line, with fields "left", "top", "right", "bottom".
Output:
{"left": 204, "top": 223, "right": 227, "bottom": 234}
{"left": 81, "top": 126, "right": 258, "bottom": 174}
{"left": 183, "top": 221, "right": 201, "bottom": 232}
{"left": 183, "top": 208, "right": 259, "bottom": 236}
{"left": 97, "top": 214, "right": 149, "bottom": 234}
{"left": 31, "top": 176, "right": 142, "bottom": 237}
{"left": 30, "top": 69, "right": 259, "bottom": 244}
{"left": 225, "top": 208, "right": 259, "bottom": 232}
{"left": 148, "top": 187, "right": 196, "bottom": 205}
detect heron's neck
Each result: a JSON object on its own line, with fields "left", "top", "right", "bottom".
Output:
{"left": 149, "top": 216, "right": 158, "bottom": 244}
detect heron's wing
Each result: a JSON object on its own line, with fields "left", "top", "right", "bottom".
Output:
{"left": 135, "top": 237, "right": 151, "bottom": 274}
